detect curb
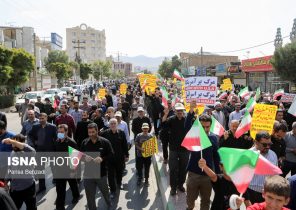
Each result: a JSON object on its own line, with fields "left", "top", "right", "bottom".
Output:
{"left": 152, "top": 154, "right": 176, "bottom": 210}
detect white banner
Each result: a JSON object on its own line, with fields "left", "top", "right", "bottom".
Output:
{"left": 185, "top": 76, "right": 217, "bottom": 105}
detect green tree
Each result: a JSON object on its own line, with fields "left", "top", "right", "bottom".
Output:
{"left": 0, "top": 46, "right": 13, "bottom": 85}
{"left": 80, "top": 63, "right": 92, "bottom": 81}
{"left": 271, "top": 42, "right": 296, "bottom": 83}
{"left": 7, "top": 48, "right": 34, "bottom": 90}
{"left": 158, "top": 55, "right": 182, "bottom": 78}
{"left": 44, "top": 50, "right": 69, "bottom": 70}
{"left": 50, "top": 63, "right": 71, "bottom": 87}
{"left": 92, "top": 60, "right": 112, "bottom": 80}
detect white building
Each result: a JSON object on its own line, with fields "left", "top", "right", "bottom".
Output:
{"left": 66, "top": 23, "right": 106, "bottom": 63}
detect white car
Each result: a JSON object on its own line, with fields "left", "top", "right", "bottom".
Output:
{"left": 72, "top": 85, "right": 85, "bottom": 95}
{"left": 43, "top": 88, "right": 67, "bottom": 101}
{"left": 15, "top": 91, "right": 45, "bottom": 111}
{"left": 60, "top": 86, "right": 74, "bottom": 95}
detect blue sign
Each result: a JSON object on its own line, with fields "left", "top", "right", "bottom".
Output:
{"left": 51, "top": 33, "right": 63, "bottom": 48}
{"left": 215, "top": 64, "right": 226, "bottom": 73}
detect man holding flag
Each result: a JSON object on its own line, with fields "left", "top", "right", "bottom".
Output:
{"left": 183, "top": 114, "right": 220, "bottom": 210}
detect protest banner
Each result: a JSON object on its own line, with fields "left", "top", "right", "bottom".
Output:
{"left": 250, "top": 104, "right": 277, "bottom": 139}
{"left": 185, "top": 76, "right": 217, "bottom": 105}
{"left": 221, "top": 78, "right": 233, "bottom": 91}
{"left": 97, "top": 88, "right": 106, "bottom": 99}
{"left": 138, "top": 74, "right": 157, "bottom": 94}
{"left": 120, "top": 83, "right": 128, "bottom": 95}
{"left": 141, "top": 136, "right": 158, "bottom": 158}
{"left": 281, "top": 93, "right": 296, "bottom": 103}
{"left": 184, "top": 103, "right": 205, "bottom": 115}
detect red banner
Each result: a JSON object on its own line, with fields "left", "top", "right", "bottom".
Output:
{"left": 242, "top": 56, "right": 273, "bottom": 72}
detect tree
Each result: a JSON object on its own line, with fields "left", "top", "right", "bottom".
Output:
{"left": 271, "top": 42, "right": 296, "bottom": 83}
{"left": 50, "top": 63, "right": 71, "bottom": 87}
{"left": 92, "top": 60, "right": 112, "bottom": 80}
{"left": 80, "top": 63, "right": 92, "bottom": 81}
{"left": 158, "top": 55, "right": 182, "bottom": 78}
{"left": 44, "top": 50, "right": 69, "bottom": 70}
{"left": 0, "top": 46, "right": 13, "bottom": 85}
{"left": 7, "top": 48, "right": 34, "bottom": 90}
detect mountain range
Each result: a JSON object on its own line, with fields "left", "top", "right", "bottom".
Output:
{"left": 121, "top": 55, "right": 170, "bottom": 72}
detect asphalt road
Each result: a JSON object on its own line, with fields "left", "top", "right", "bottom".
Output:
{"left": 6, "top": 112, "right": 163, "bottom": 210}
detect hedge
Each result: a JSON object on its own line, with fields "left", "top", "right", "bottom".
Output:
{"left": 0, "top": 95, "right": 15, "bottom": 109}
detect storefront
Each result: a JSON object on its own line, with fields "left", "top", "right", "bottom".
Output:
{"left": 242, "top": 56, "right": 290, "bottom": 93}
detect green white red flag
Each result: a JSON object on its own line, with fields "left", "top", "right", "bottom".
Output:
{"left": 245, "top": 97, "right": 256, "bottom": 113}
{"left": 219, "top": 91, "right": 228, "bottom": 100}
{"left": 68, "top": 146, "right": 84, "bottom": 170}
{"left": 218, "top": 147, "right": 282, "bottom": 194}
{"left": 255, "top": 87, "right": 261, "bottom": 101}
{"left": 181, "top": 119, "right": 212, "bottom": 152}
{"left": 234, "top": 110, "right": 252, "bottom": 138}
{"left": 210, "top": 116, "right": 225, "bottom": 137}
{"left": 238, "top": 87, "right": 250, "bottom": 98}
{"left": 160, "top": 86, "right": 169, "bottom": 108}
{"left": 273, "top": 89, "right": 285, "bottom": 100}
{"left": 173, "top": 69, "right": 184, "bottom": 81}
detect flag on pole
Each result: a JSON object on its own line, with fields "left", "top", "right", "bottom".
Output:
{"left": 235, "top": 110, "right": 252, "bottom": 138}
{"left": 160, "top": 86, "right": 169, "bottom": 108}
{"left": 219, "top": 92, "right": 228, "bottom": 100}
{"left": 68, "top": 146, "right": 84, "bottom": 170}
{"left": 245, "top": 97, "right": 256, "bottom": 113}
{"left": 288, "top": 97, "right": 296, "bottom": 117}
{"left": 171, "top": 93, "right": 180, "bottom": 107}
{"left": 238, "top": 87, "right": 250, "bottom": 98}
{"left": 181, "top": 119, "right": 212, "bottom": 151}
{"left": 273, "top": 89, "right": 285, "bottom": 100}
{"left": 218, "top": 147, "right": 282, "bottom": 194}
{"left": 255, "top": 87, "right": 261, "bottom": 101}
{"left": 173, "top": 69, "right": 185, "bottom": 81}
{"left": 210, "top": 116, "right": 225, "bottom": 137}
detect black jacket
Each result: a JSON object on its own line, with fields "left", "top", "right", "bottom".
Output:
{"left": 100, "top": 129, "right": 129, "bottom": 161}
{"left": 132, "top": 116, "right": 151, "bottom": 138}
{"left": 75, "top": 120, "right": 93, "bottom": 148}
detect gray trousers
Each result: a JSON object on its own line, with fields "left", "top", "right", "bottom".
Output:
{"left": 84, "top": 176, "right": 110, "bottom": 210}
{"left": 168, "top": 150, "right": 189, "bottom": 190}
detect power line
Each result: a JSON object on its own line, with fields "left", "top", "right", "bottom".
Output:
{"left": 211, "top": 35, "right": 290, "bottom": 54}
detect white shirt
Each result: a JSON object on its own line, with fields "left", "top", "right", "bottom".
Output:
{"left": 117, "top": 120, "right": 130, "bottom": 144}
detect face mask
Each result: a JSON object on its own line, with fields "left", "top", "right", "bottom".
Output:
{"left": 57, "top": 133, "right": 65, "bottom": 139}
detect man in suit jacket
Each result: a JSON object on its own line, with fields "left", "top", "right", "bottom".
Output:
{"left": 28, "top": 113, "right": 57, "bottom": 193}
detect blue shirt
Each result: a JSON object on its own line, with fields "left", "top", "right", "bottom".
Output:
{"left": 21, "top": 119, "right": 39, "bottom": 146}
{"left": 0, "top": 131, "right": 15, "bottom": 152}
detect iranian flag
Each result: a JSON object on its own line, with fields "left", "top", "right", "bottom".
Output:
{"left": 218, "top": 147, "right": 282, "bottom": 194}
{"left": 219, "top": 92, "right": 228, "bottom": 100}
{"left": 181, "top": 119, "right": 212, "bottom": 152}
{"left": 173, "top": 69, "right": 184, "bottom": 81}
{"left": 172, "top": 93, "right": 180, "bottom": 107}
{"left": 255, "top": 87, "right": 261, "bottom": 101}
{"left": 238, "top": 87, "right": 250, "bottom": 98}
{"left": 160, "top": 86, "right": 169, "bottom": 108}
{"left": 273, "top": 89, "right": 285, "bottom": 100}
{"left": 68, "top": 146, "right": 84, "bottom": 170}
{"left": 234, "top": 110, "right": 252, "bottom": 138}
{"left": 210, "top": 116, "right": 225, "bottom": 137}
{"left": 245, "top": 97, "right": 256, "bottom": 113}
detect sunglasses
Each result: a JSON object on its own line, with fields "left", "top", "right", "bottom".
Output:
{"left": 259, "top": 142, "right": 273, "bottom": 147}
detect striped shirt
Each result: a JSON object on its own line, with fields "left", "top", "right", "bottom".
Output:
{"left": 248, "top": 147, "right": 278, "bottom": 193}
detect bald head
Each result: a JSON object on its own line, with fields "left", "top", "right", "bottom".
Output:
{"left": 27, "top": 110, "right": 35, "bottom": 121}
{"left": 230, "top": 120, "right": 240, "bottom": 134}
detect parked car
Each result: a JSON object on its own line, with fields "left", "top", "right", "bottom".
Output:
{"left": 60, "top": 86, "right": 74, "bottom": 95}
{"left": 72, "top": 85, "right": 85, "bottom": 95}
{"left": 43, "top": 88, "right": 67, "bottom": 102}
{"left": 15, "top": 91, "right": 45, "bottom": 111}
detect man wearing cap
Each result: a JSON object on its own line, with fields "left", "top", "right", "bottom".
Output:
{"left": 134, "top": 123, "right": 154, "bottom": 187}
{"left": 212, "top": 102, "right": 226, "bottom": 128}
{"left": 228, "top": 103, "right": 243, "bottom": 128}
{"left": 163, "top": 102, "right": 188, "bottom": 196}
{"left": 115, "top": 111, "right": 130, "bottom": 145}
{"left": 131, "top": 96, "right": 144, "bottom": 119}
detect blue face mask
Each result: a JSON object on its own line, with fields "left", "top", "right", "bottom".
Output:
{"left": 57, "top": 133, "right": 65, "bottom": 139}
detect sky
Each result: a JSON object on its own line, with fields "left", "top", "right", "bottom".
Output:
{"left": 0, "top": 0, "right": 295, "bottom": 59}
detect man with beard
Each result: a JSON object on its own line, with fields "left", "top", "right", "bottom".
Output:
{"left": 247, "top": 131, "right": 278, "bottom": 204}
{"left": 270, "top": 121, "right": 288, "bottom": 168}
{"left": 21, "top": 110, "right": 39, "bottom": 147}
{"left": 75, "top": 111, "right": 93, "bottom": 148}
{"left": 212, "top": 102, "right": 226, "bottom": 129}
{"left": 55, "top": 104, "right": 76, "bottom": 138}
{"left": 100, "top": 118, "right": 129, "bottom": 198}
{"left": 220, "top": 120, "right": 253, "bottom": 149}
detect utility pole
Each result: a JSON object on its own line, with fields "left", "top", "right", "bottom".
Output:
{"left": 33, "top": 33, "right": 38, "bottom": 91}
{"left": 72, "top": 40, "right": 85, "bottom": 84}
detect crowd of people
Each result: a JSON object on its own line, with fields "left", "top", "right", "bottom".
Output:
{"left": 0, "top": 77, "right": 295, "bottom": 210}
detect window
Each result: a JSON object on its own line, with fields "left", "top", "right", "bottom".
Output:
{"left": 72, "top": 32, "right": 76, "bottom": 36}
